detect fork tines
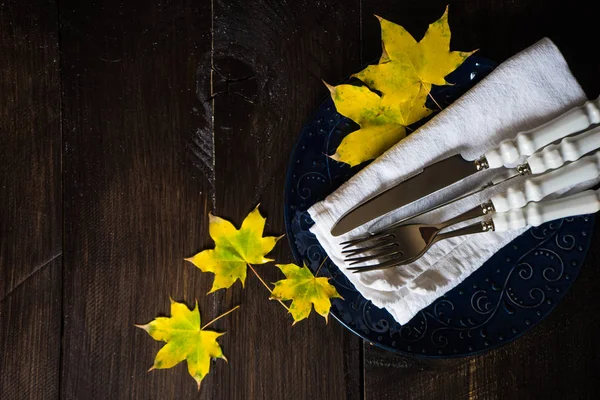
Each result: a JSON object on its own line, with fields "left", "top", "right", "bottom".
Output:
{"left": 340, "top": 231, "right": 394, "bottom": 249}
{"left": 341, "top": 231, "right": 406, "bottom": 270}
{"left": 346, "top": 256, "right": 408, "bottom": 273}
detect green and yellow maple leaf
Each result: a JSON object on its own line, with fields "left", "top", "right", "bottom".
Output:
{"left": 186, "top": 206, "right": 281, "bottom": 293}
{"left": 270, "top": 263, "right": 343, "bottom": 324}
{"left": 329, "top": 6, "right": 475, "bottom": 166}
{"left": 327, "top": 82, "right": 431, "bottom": 166}
{"left": 136, "top": 299, "right": 235, "bottom": 390}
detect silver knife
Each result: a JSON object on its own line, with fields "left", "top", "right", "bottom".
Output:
{"left": 331, "top": 97, "right": 600, "bottom": 236}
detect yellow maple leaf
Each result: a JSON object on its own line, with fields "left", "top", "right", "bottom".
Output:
{"left": 270, "top": 263, "right": 343, "bottom": 324}
{"left": 354, "top": 6, "right": 475, "bottom": 104}
{"left": 186, "top": 206, "right": 281, "bottom": 293}
{"left": 136, "top": 299, "right": 237, "bottom": 390}
{"left": 327, "top": 82, "right": 431, "bottom": 167}
{"left": 329, "top": 6, "right": 474, "bottom": 166}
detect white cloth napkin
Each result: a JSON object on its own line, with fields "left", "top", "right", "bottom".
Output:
{"left": 308, "top": 38, "right": 589, "bottom": 325}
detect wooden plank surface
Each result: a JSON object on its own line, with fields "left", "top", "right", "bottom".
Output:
{"left": 58, "top": 0, "right": 361, "bottom": 398}
{"left": 58, "top": 1, "right": 215, "bottom": 398}
{"left": 361, "top": 1, "right": 600, "bottom": 399}
{"left": 0, "top": 1, "right": 62, "bottom": 398}
{"left": 205, "top": 0, "right": 362, "bottom": 398}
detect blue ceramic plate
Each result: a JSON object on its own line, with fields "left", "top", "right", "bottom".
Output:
{"left": 283, "top": 56, "right": 595, "bottom": 357}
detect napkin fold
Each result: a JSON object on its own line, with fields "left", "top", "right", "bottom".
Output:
{"left": 308, "top": 38, "right": 589, "bottom": 325}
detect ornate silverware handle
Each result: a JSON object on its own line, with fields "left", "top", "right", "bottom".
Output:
{"left": 490, "top": 151, "right": 600, "bottom": 212}
{"left": 492, "top": 188, "right": 600, "bottom": 231}
{"left": 483, "top": 97, "right": 600, "bottom": 169}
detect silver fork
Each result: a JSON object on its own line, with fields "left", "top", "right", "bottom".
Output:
{"left": 341, "top": 205, "right": 493, "bottom": 272}
{"left": 344, "top": 188, "right": 600, "bottom": 273}
{"left": 342, "top": 154, "right": 600, "bottom": 273}
{"left": 344, "top": 220, "right": 493, "bottom": 273}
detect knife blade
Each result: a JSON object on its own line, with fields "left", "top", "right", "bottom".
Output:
{"left": 330, "top": 154, "right": 482, "bottom": 236}
{"left": 365, "top": 168, "right": 520, "bottom": 234}
{"left": 330, "top": 97, "right": 600, "bottom": 236}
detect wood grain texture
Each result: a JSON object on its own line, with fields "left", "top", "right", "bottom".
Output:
{"left": 361, "top": 1, "right": 600, "bottom": 399}
{"left": 59, "top": 1, "right": 215, "bottom": 398}
{"left": 0, "top": 0, "right": 62, "bottom": 398}
{"left": 0, "top": 259, "right": 62, "bottom": 399}
{"left": 208, "top": 0, "right": 362, "bottom": 399}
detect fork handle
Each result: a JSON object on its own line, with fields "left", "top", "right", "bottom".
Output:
{"left": 490, "top": 151, "right": 600, "bottom": 212}
{"left": 484, "top": 97, "right": 600, "bottom": 169}
{"left": 525, "top": 125, "right": 600, "bottom": 174}
{"left": 492, "top": 189, "right": 600, "bottom": 232}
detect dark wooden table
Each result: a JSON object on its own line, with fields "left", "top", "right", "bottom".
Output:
{"left": 2, "top": 0, "right": 600, "bottom": 399}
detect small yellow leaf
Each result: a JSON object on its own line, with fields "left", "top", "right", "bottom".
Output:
{"left": 270, "top": 263, "right": 342, "bottom": 324}
{"left": 136, "top": 300, "right": 227, "bottom": 390}
{"left": 186, "top": 206, "right": 281, "bottom": 293}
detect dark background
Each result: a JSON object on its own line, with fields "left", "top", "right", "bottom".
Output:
{"left": 2, "top": 0, "right": 600, "bottom": 399}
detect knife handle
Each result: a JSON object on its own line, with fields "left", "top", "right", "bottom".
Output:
{"left": 492, "top": 188, "right": 600, "bottom": 232}
{"left": 490, "top": 152, "right": 600, "bottom": 212}
{"left": 523, "top": 125, "right": 600, "bottom": 174}
{"left": 483, "top": 97, "right": 600, "bottom": 169}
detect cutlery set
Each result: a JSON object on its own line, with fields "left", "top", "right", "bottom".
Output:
{"left": 334, "top": 98, "right": 600, "bottom": 272}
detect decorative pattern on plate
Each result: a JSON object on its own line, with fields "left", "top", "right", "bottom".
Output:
{"left": 283, "top": 56, "right": 595, "bottom": 357}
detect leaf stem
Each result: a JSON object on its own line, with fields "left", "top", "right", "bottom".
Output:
{"left": 201, "top": 305, "right": 240, "bottom": 330}
{"left": 247, "top": 263, "right": 273, "bottom": 293}
{"left": 247, "top": 263, "right": 290, "bottom": 311}
{"left": 424, "top": 82, "right": 443, "bottom": 111}
{"left": 314, "top": 256, "right": 329, "bottom": 277}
